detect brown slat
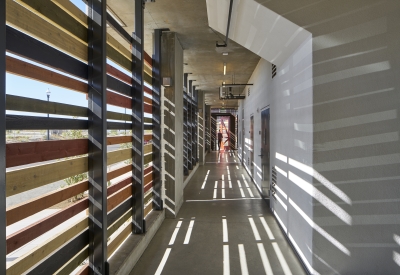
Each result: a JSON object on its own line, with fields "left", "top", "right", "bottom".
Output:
{"left": 144, "top": 103, "right": 152, "bottom": 114}
{"left": 107, "top": 136, "right": 132, "bottom": 145}
{"left": 107, "top": 165, "right": 132, "bottom": 181}
{"left": 107, "top": 222, "right": 131, "bottom": 258}
{"left": 144, "top": 86, "right": 153, "bottom": 95}
{"left": 6, "top": 139, "right": 87, "bottom": 168}
{"left": 144, "top": 203, "right": 153, "bottom": 217}
{"left": 144, "top": 166, "right": 152, "bottom": 175}
{"left": 107, "top": 185, "right": 132, "bottom": 212}
{"left": 107, "top": 90, "right": 131, "bottom": 109}
{"left": 6, "top": 180, "right": 88, "bottom": 226}
{"left": 107, "top": 177, "right": 131, "bottom": 196}
{"left": 107, "top": 64, "right": 131, "bottom": 85}
{"left": 6, "top": 199, "right": 88, "bottom": 254}
{"left": 144, "top": 172, "right": 153, "bottom": 186}
{"left": 6, "top": 55, "right": 87, "bottom": 91}
{"left": 6, "top": 56, "right": 133, "bottom": 110}
{"left": 144, "top": 182, "right": 153, "bottom": 194}
{"left": 144, "top": 97, "right": 152, "bottom": 105}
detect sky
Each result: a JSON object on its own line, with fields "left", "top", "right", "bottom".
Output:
{"left": 6, "top": 0, "right": 140, "bottom": 118}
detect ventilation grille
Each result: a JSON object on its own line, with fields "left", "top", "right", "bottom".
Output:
{"left": 272, "top": 64, "right": 277, "bottom": 79}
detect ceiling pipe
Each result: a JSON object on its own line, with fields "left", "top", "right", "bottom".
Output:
{"left": 216, "top": 0, "right": 233, "bottom": 47}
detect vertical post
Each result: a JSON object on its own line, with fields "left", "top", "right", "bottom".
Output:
{"left": 152, "top": 28, "right": 167, "bottom": 210}
{"left": 0, "top": 0, "right": 6, "bottom": 272}
{"left": 132, "top": 0, "right": 145, "bottom": 234}
{"left": 87, "top": 0, "right": 108, "bottom": 273}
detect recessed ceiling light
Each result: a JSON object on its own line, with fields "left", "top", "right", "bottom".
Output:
{"left": 222, "top": 53, "right": 228, "bottom": 56}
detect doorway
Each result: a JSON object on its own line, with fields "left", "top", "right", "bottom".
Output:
{"left": 250, "top": 115, "right": 254, "bottom": 178}
{"left": 260, "top": 108, "right": 270, "bottom": 198}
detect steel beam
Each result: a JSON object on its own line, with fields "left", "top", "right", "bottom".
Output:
{"left": 87, "top": 0, "right": 108, "bottom": 273}
{"left": 132, "top": 0, "right": 145, "bottom": 234}
{"left": 152, "top": 28, "right": 168, "bottom": 210}
{"left": 0, "top": 0, "right": 5, "bottom": 272}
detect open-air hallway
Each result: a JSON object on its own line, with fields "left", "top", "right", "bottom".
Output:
{"left": 131, "top": 151, "right": 306, "bottom": 275}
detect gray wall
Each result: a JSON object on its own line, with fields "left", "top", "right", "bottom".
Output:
{"left": 240, "top": 1, "right": 400, "bottom": 274}
{"left": 161, "top": 32, "right": 184, "bottom": 218}
{"left": 238, "top": 35, "right": 314, "bottom": 270}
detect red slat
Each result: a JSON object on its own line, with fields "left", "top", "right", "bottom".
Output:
{"left": 107, "top": 64, "right": 132, "bottom": 85}
{"left": 107, "top": 91, "right": 130, "bottom": 109}
{"left": 6, "top": 139, "right": 87, "bottom": 168}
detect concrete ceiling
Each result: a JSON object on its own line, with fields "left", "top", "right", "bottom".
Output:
{"left": 106, "top": 0, "right": 261, "bottom": 108}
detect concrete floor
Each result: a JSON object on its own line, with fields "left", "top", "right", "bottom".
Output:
{"left": 131, "top": 151, "right": 306, "bottom": 275}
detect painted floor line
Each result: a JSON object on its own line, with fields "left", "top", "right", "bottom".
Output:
{"left": 272, "top": 242, "right": 293, "bottom": 275}
{"left": 223, "top": 245, "right": 230, "bottom": 275}
{"left": 238, "top": 244, "right": 249, "bottom": 275}
{"left": 248, "top": 217, "right": 261, "bottom": 241}
{"left": 260, "top": 217, "right": 275, "bottom": 240}
{"left": 183, "top": 220, "right": 195, "bottom": 244}
{"left": 222, "top": 218, "right": 228, "bottom": 242}
{"left": 154, "top": 248, "right": 172, "bottom": 275}
{"left": 169, "top": 221, "right": 182, "bottom": 245}
{"left": 257, "top": 243, "right": 274, "bottom": 275}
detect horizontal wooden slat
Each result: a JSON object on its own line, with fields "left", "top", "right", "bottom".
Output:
{"left": 107, "top": 111, "right": 132, "bottom": 122}
{"left": 6, "top": 180, "right": 88, "bottom": 226}
{"left": 144, "top": 134, "right": 152, "bottom": 141}
{"left": 144, "top": 144, "right": 153, "bottom": 155}
{"left": 28, "top": 230, "right": 89, "bottom": 275}
{"left": 107, "top": 148, "right": 131, "bottom": 165}
{"left": 107, "top": 177, "right": 131, "bottom": 197}
{"left": 6, "top": 199, "right": 88, "bottom": 254}
{"left": 107, "top": 195, "right": 132, "bottom": 226}
{"left": 6, "top": 0, "right": 87, "bottom": 63}
{"left": 144, "top": 191, "right": 153, "bottom": 206}
{"left": 144, "top": 173, "right": 153, "bottom": 187}
{"left": 107, "top": 222, "right": 131, "bottom": 258}
{"left": 6, "top": 139, "right": 87, "bottom": 168}
{"left": 107, "top": 64, "right": 131, "bottom": 85}
{"left": 144, "top": 103, "right": 152, "bottom": 114}
{"left": 144, "top": 153, "right": 153, "bottom": 165}
{"left": 6, "top": 115, "right": 88, "bottom": 130}
{"left": 144, "top": 202, "right": 153, "bottom": 218}
{"left": 6, "top": 155, "right": 88, "bottom": 197}
{"left": 107, "top": 90, "right": 130, "bottom": 109}
{"left": 16, "top": 0, "right": 87, "bottom": 43}
{"left": 107, "top": 73, "right": 131, "bottom": 97}
{"left": 6, "top": 217, "right": 88, "bottom": 275}
{"left": 107, "top": 209, "right": 131, "bottom": 238}
{"left": 107, "top": 185, "right": 132, "bottom": 212}
{"left": 107, "top": 136, "right": 131, "bottom": 145}
{"left": 54, "top": 246, "right": 88, "bottom": 275}
{"left": 107, "top": 164, "right": 131, "bottom": 181}
{"left": 144, "top": 182, "right": 153, "bottom": 194}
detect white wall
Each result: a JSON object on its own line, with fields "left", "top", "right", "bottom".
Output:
{"left": 239, "top": 35, "right": 315, "bottom": 271}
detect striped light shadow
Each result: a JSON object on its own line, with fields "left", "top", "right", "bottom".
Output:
{"left": 247, "top": 188, "right": 254, "bottom": 198}
{"left": 183, "top": 218, "right": 195, "bottom": 244}
{"left": 248, "top": 217, "right": 261, "bottom": 241}
{"left": 260, "top": 217, "right": 275, "bottom": 240}
{"left": 236, "top": 166, "right": 239, "bottom": 170}
{"left": 228, "top": 175, "right": 231, "bottom": 181}
{"left": 223, "top": 245, "right": 230, "bottom": 275}
{"left": 222, "top": 180, "right": 225, "bottom": 189}
{"left": 272, "top": 243, "right": 293, "bottom": 275}
{"left": 228, "top": 181, "right": 232, "bottom": 188}
{"left": 257, "top": 243, "right": 273, "bottom": 275}
{"left": 238, "top": 244, "right": 249, "bottom": 275}
{"left": 222, "top": 174, "right": 225, "bottom": 180}
{"left": 222, "top": 189, "right": 226, "bottom": 199}
{"left": 237, "top": 180, "right": 242, "bottom": 188}
{"left": 213, "top": 189, "right": 217, "bottom": 199}
{"left": 222, "top": 217, "right": 228, "bottom": 242}
{"left": 239, "top": 188, "right": 245, "bottom": 198}
{"left": 215, "top": 181, "right": 218, "bottom": 188}
{"left": 169, "top": 221, "right": 183, "bottom": 245}
{"left": 154, "top": 248, "right": 172, "bottom": 275}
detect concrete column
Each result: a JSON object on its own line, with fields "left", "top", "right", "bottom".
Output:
{"left": 197, "top": 91, "right": 205, "bottom": 164}
{"left": 161, "top": 32, "right": 184, "bottom": 218}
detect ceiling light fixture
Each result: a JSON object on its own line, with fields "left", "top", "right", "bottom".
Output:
{"left": 223, "top": 63, "right": 226, "bottom": 75}
{"left": 223, "top": 52, "right": 228, "bottom": 56}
